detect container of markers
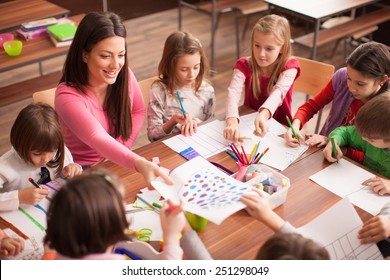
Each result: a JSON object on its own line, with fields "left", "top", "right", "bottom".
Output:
{"left": 234, "top": 164, "right": 290, "bottom": 209}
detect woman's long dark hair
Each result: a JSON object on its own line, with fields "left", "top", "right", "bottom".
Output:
{"left": 60, "top": 12, "right": 131, "bottom": 139}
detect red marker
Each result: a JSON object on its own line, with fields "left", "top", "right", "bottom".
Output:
{"left": 28, "top": 177, "right": 42, "bottom": 189}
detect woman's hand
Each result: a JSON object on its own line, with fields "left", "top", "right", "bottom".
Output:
{"left": 134, "top": 157, "right": 174, "bottom": 189}
{"left": 224, "top": 117, "right": 240, "bottom": 142}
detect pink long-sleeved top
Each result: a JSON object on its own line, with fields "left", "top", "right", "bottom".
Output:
{"left": 55, "top": 69, "right": 145, "bottom": 170}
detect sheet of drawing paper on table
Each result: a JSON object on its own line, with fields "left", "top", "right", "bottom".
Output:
{"left": 128, "top": 210, "right": 163, "bottom": 241}
{"left": 297, "top": 198, "right": 383, "bottom": 260}
{"left": 309, "top": 158, "right": 390, "bottom": 216}
{"left": 151, "top": 156, "right": 254, "bottom": 225}
{"left": 240, "top": 135, "right": 308, "bottom": 171}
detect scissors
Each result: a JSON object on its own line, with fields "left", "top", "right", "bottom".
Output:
{"left": 127, "top": 228, "right": 152, "bottom": 242}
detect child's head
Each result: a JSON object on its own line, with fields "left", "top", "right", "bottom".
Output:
{"left": 44, "top": 169, "right": 128, "bottom": 258}
{"left": 355, "top": 91, "right": 390, "bottom": 148}
{"left": 158, "top": 31, "right": 209, "bottom": 95}
{"left": 250, "top": 14, "right": 292, "bottom": 97}
{"left": 256, "top": 233, "right": 330, "bottom": 260}
{"left": 10, "top": 103, "right": 65, "bottom": 175}
{"left": 346, "top": 42, "right": 390, "bottom": 100}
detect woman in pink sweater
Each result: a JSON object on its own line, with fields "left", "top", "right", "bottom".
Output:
{"left": 55, "top": 12, "right": 172, "bottom": 187}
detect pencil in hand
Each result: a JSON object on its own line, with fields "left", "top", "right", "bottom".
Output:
{"left": 176, "top": 91, "right": 186, "bottom": 117}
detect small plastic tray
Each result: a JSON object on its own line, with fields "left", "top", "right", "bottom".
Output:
{"left": 233, "top": 164, "right": 290, "bottom": 209}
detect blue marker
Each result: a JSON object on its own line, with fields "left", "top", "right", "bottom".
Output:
{"left": 176, "top": 91, "right": 186, "bottom": 117}
{"left": 114, "top": 248, "right": 142, "bottom": 260}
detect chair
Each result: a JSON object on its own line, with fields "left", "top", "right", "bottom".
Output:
{"left": 132, "top": 76, "right": 158, "bottom": 148}
{"left": 32, "top": 88, "right": 56, "bottom": 108}
{"left": 293, "top": 56, "right": 335, "bottom": 134}
{"left": 178, "top": 0, "right": 269, "bottom": 69}
{"left": 138, "top": 76, "right": 158, "bottom": 109}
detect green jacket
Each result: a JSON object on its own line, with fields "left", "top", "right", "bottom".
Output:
{"left": 329, "top": 126, "right": 390, "bottom": 178}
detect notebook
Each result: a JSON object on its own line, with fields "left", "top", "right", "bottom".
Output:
{"left": 47, "top": 23, "right": 77, "bottom": 41}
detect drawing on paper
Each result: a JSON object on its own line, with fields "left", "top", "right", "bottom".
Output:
{"left": 180, "top": 166, "right": 251, "bottom": 210}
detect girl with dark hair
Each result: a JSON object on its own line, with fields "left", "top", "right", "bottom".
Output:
{"left": 0, "top": 103, "right": 81, "bottom": 211}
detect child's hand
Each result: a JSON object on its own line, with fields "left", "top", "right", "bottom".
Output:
{"left": 253, "top": 110, "right": 270, "bottom": 137}
{"left": 363, "top": 177, "right": 390, "bottom": 196}
{"left": 18, "top": 186, "right": 48, "bottom": 205}
{"left": 224, "top": 117, "right": 240, "bottom": 142}
{"left": 284, "top": 127, "right": 305, "bottom": 147}
{"left": 240, "top": 188, "right": 285, "bottom": 232}
{"left": 62, "top": 163, "right": 83, "bottom": 178}
{"left": 323, "top": 138, "right": 343, "bottom": 162}
{"left": 305, "top": 133, "right": 328, "bottom": 147}
{"left": 180, "top": 117, "right": 198, "bottom": 137}
{"left": 0, "top": 237, "right": 24, "bottom": 256}
{"left": 160, "top": 200, "right": 186, "bottom": 246}
{"left": 134, "top": 157, "right": 174, "bottom": 189}
{"left": 358, "top": 215, "right": 390, "bottom": 244}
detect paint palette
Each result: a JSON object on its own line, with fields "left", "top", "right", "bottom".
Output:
{"left": 180, "top": 166, "right": 251, "bottom": 210}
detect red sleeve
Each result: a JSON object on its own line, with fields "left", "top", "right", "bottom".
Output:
{"left": 294, "top": 79, "right": 335, "bottom": 128}
{"left": 345, "top": 147, "right": 365, "bottom": 164}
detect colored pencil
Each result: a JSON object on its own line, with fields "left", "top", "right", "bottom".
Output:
{"left": 176, "top": 91, "right": 186, "bottom": 117}
{"left": 330, "top": 136, "right": 339, "bottom": 163}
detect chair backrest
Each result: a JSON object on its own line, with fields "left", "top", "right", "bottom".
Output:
{"left": 293, "top": 56, "right": 335, "bottom": 97}
{"left": 32, "top": 88, "right": 56, "bottom": 107}
{"left": 138, "top": 76, "right": 158, "bottom": 108}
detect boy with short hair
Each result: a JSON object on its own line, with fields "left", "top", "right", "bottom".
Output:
{"left": 323, "top": 91, "right": 390, "bottom": 195}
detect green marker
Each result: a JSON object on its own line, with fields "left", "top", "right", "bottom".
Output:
{"left": 152, "top": 202, "right": 162, "bottom": 209}
{"left": 286, "top": 116, "right": 298, "bottom": 141}
{"left": 330, "top": 136, "right": 338, "bottom": 163}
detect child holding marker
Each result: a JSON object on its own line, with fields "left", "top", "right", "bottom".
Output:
{"left": 0, "top": 103, "right": 81, "bottom": 212}
{"left": 285, "top": 42, "right": 390, "bottom": 148}
{"left": 323, "top": 92, "right": 390, "bottom": 194}
{"left": 147, "top": 31, "right": 216, "bottom": 142}
{"left": 224, "top": 14, "right": 300, "bottom": 142}
{"left": 43, "top": 169, "right": 210, "bottom": 260}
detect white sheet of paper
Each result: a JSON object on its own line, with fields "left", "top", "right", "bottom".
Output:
{"left": 241, "top": 135, "right": 308, "bottom": 171}
{"left": 297, "top": 198, "right": 383, "bottom": 260}
{"left": 162, "top": 114, "right": 287, "bottom": 159}
{"left": 129, "top": 210, "right": 163, "bottom": 241}
{"left": 309, "top": 158, "right": 390, "bottom": 215}
{"left": 151, "top": 156, "right": 252, "bottom": 225}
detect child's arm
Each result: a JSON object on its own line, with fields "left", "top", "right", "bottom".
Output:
{"left": 62, "top": 163, "right": 82, "bottom": 178}
{"left": 362, "top": 177, "right": 390, "bottom": 196}
{"left": 304, "top": 133, "right": 328, "bottom": 148}
{"left": 224, "top": 69, "right": 246, "bottom": 142}
{"left": 0, "top": 236, "right": 24, "bottom": 257}
{"left": 256, "top": 68, "right": 298, "bottom": 137}
{"left": 240, "top": 189, "right": 285, "bottom": 232}
{"left": 160, "top": 200, "right": 186, "bottom": 260}
{"left": 358, "top": 215, "right": 390, "bottom": 244}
